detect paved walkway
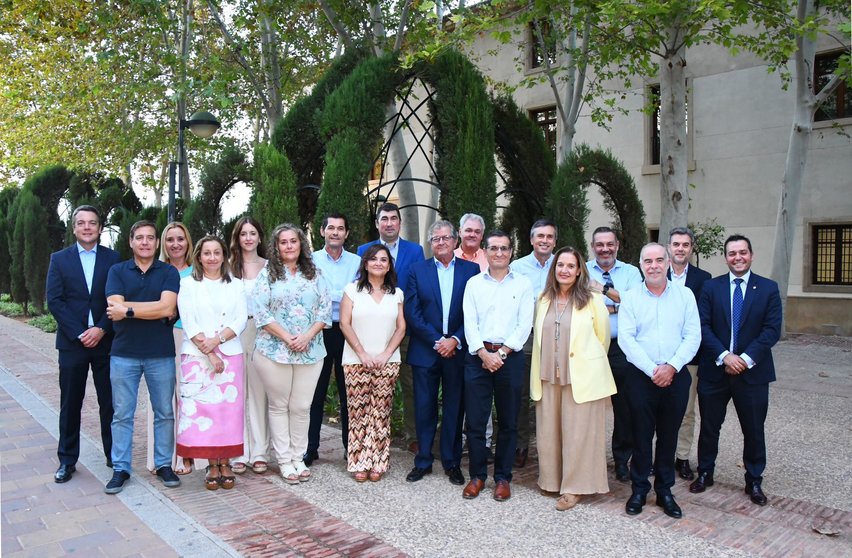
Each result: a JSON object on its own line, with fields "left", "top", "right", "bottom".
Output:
{"left": 1, "top": 315, "right": 851, "bottom": 557}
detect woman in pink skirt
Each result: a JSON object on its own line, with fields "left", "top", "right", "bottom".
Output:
{"left": 176, "top": 236, "right": 247, "bottom": 490}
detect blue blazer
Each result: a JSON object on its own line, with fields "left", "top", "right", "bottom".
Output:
{"left": 404, "top": 257, "right": 480, "bottom": 368}
{"left": 668, "top": 264, "right": 711, "bottom": 365}
{"left": 46, "top": 244, "right": 121, "bottom": 353}
{"left": 357, "top": 238, "right": 425, "bottom": 294}
{"left": 697, "top": 272, "right": 782, "bottom": 385}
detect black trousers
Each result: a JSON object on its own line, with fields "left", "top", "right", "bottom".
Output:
{"left": 624, "top": 363, "right": 690, "bottom": 497}
{"left": 307, "top": 323, "right": 349, "bottom": 453}
{"left": 58, "top": 348, "right": 113, "bottom": 465}
{"left": 608, "top": 341, "right": 634, "bottom": 466}
{"left": 697, "top": 373, "right": 769, "bottom": 485}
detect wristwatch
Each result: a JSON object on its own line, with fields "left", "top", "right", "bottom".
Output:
{"left": 602, "top": 284, "right": 611, "bottom": 296}
{"left": 497, "top": 348, "right": 508, "bottom": 360}
{"left": 125, "top": 307, "right": 135, "bottom": 319}
{"left": 218, "top": 333, "right": 227, "bottom": 344}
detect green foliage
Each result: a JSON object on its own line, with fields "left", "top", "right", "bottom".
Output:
{"left": 492, "top": 94, "right": 557, "bottom": 257}
{"left": 546, "top": 154, "right": 589, "bottom": 258}
{"left": 0, "top": 187, "right": 18, "bottom": 293}
{"left": 192, "top": 142, "right": 250, "bottom": 239}
{"left": 690, "top": 218, "right": 726, "bottom": 267}
{"left": 20, "top": 191, "right": 50, "bottom": 313}
{"left": 21, "top": 165, "right": 73, "bottom": 254}
{"left": 28, "top": 313, "right": 57, "bottom": 333}
{"left": 249, "top": 143, "right": 299, "bottom": 235}
{"left": 314, "top": 130, "right": 373, "bottom": 249}
{"left": 422, "top": 49, "right": 496, "bottom": 230}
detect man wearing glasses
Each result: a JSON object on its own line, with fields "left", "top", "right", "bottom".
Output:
{"left": 404, "top": 220, "right": 480, "bottom": 486}
{"left": 462, "top": 231, "right": 534, "bottom": 502}
{"left": 586, "top": 226, "right": 642, "bottom": 482}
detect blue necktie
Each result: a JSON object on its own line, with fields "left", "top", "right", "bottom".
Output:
{"left": 732, "top": 278, "right": 744, "bottom": 352}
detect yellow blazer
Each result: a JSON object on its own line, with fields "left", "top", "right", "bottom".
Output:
{"left": 530, "top": 292, "right": 616, "bottom": 404}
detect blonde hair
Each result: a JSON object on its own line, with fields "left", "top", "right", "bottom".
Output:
{"left": 159, "top": 221, "right": 194, "bottom": 268}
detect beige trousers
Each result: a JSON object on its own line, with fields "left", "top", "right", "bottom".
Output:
{"left": 233, "top": 321, "right": 271, "bottom": 464}
{"left": 676, "top": 364, "right": 699, "bottom": 460}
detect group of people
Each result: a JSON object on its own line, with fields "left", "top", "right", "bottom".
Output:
{"left": 46, "top": 202, "right": 781, "bottom": 518}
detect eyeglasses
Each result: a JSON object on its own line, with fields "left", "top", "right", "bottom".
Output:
{"left": 430, "top": 235, "right": 454, "bottom": 244}
{"left": 487, "top": 246, "right": 511, "bottom": 253}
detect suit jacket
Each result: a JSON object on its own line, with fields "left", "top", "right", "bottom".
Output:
{"left": 46, "top": 244, "right": 121, "bottom": 353}
{"left": 668, "top": 264, "right": 711, "bottom": 365}
{"left": 404, "top": 257, "right": 480, "bottom": 368}
{"left": 697, "top": 272, "right": 782, "bottom": 385}
{"left": 357, "top": 238, "right": 425, "bottom": 294}
{"left": 530, "top": 293, "right": 615, "bottom": 404}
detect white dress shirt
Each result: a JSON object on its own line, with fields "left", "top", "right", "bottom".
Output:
{"left": 585, "top": 259, "right": 643, "bottom": 338}
{"left": 312, "top": 247, "right": 360, "bottom": 322}
{"left": 463, "top": 269, "right": 534, "bottom": 353}
{"left": 716, "top": 270, "right": 756, "bottom": 368}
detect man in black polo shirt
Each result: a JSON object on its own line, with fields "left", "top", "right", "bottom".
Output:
{"left": 103, "top": 220, "right": 181, "bottom": 494}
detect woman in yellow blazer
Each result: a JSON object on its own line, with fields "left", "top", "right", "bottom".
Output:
{"left": 531, "top": 246, "right": 616, "bottom": 511}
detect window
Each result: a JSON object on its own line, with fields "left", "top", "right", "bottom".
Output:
{"left": 649, "top": 84, "right": 661, "bottom": 165}
{"left": 643, "top": 81, "right": 695, "bottom": 173}
{"left": 812, "top": 224, "right": 852, "bottom": 286}
{"left": 529, "top": 106, "right": 557, "bottom": 156}
{"left": 529, "top": 22, "right": 557, "bottom": 70}
{"left": 814, "top": 50, "right": 851, "bottom": 122}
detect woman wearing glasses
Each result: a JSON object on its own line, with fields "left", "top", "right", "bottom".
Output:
{"left": 530, "top": 246, "right": 616, "bottom": 511}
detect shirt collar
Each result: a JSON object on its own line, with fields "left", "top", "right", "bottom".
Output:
{"left": 641, "top": 279, "right": 671, "bottom": 297}
{"left": 434, "top": 256, "right": 455, "bottom": 270}
{"left": 77, "top": 242, "right": 97, "bottom": 254}
{"left": 729, "top": 270, "right": 751, "bottom": 284}
{"left": 670, "top": 264, "right": 688, "bottom": 278}
{"left": 591, "top": 259, "right": 622, "bottom": 273}
{"left": 322, "top": 246, "right": 347, "bottom": 262}
{"left": 381, "top": 239, "right": 398, "bottom": 250}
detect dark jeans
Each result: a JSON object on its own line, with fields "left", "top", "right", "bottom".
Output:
{"left": 609, "top": 341, "right": 634, "bottom": 466}
{"left": 58, "top": 349, "right": 113, "bottom": 465}
{"left": 624, "top": 364, "right": 690, "bottom": 497}
{"left": 412, "top": 356, "right": 465, "bottom": 470}
{"left": 464, "top": 351, "right": 525, "bottom": 483}
{"left": 697, "top": 373, "right": 769, "bottom": 485}
{"left": 307, "top": 323, "right": 348, "bottom": 453}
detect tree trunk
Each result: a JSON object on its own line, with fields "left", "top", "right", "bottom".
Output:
{"left": 260, "top": 10, "right": 283, "bottom": 128}
{"left": 177, "top": 0, "right": 193, "bottom": 202}
{"left": 384, "top": 102, "right": 420, "bottom": 243}
{"left": 658, "top": 26, "right": 688, "bottom": 242}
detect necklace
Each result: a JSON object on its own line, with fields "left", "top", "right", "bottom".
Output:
{"left": 554, "top": 296, "right": 571, "bottom": 379}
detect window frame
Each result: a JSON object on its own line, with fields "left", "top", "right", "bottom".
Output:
{"left": 527, "top": 21, "right": 558, "bottom": 72}
{"left": 642, "top": 81, "right": 696, "bottom": 175}
{"left": 813, "top": 49, "right": 852, "bottom": 124}
{"left": 528, "top": 105, "right": 558, "bottom": 158}
{"left": 803, "top": 217, "right": 852, "bottom": 294}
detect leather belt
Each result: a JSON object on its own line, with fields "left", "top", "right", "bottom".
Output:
{"left": 483, "top": 341, "right": 504, "bottom": 352}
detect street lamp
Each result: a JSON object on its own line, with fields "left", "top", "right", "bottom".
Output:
{"left": 167, "top": 110, "right": 221, "bottom": 222}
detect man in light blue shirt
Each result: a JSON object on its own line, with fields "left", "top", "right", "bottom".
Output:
{"left": 509, "top": 218, "right": 556, "bottom": 468}
{"left": 306, "top": 213, "right": 360, "bottom": 466}
{"left": 618, "top": 243, "right": 700, "bottom": 520}
{"left": 585, "top": 226, "right": 643, "bottom": 481}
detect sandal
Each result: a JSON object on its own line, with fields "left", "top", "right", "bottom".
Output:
{"left": 219, "top": 463, "right": 235, "bottom": 489}
{"left": 353, "top": 471, "right": 368, "bottom": 483}
{"left": 204, "top": 464, "right": 220, "bottom": 491}
{"left": 293, "top": 460, "right": 311, "bottom": 482}
{"left": 368, "top": 471, "right": 383, "bottom": 482}
{"left": 251, "top": 460, "right": 268, "bottom": 474}
{"left": 280, "top": 463, "right": 300, "bottom": 485}
{"left": 176, "top": 458, "right": 194, "bottom": 475}
{"left": 231, "top": 461, "right": 247, "bottom": 475}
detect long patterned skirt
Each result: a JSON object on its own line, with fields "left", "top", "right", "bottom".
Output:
{"left": 344, "top": 363, "right": 400, "bottom": 473}
{"left": 176, "top": 352, "right": 245, "bottom": 459}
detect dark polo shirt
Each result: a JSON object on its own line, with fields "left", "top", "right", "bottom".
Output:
{"left": 105, "top": 259, "right": 180, "bottom": 359}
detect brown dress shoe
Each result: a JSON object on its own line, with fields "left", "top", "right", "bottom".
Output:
{"left": 463, "top": 478, "right": 485, "bottom": 499}
{"left": 514, "top": 448, "right": 528, "bottom": 468}
{"left": 493, "top": 480, "right": 511, "bottom": 501}
{"left": 556, "top": 493, "right": 581, "bottom": 511}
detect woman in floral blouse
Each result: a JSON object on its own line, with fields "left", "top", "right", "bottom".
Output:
{"left": 251, "top": 223, "right": 331, "bottom": 484}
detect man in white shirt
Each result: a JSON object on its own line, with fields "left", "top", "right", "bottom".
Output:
{"left": 306, "top": 213, "right": 360, "bottom": 466}
{"left": 585, "top": 226, "right": 643, "bottom": 482}
{"left": 462, "top": 231, "right": 534, "bottom": 502}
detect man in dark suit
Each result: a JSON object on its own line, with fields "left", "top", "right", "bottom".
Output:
{"left": 666, "top": 227, "right": 711, "bottom": 480}
{"left": 689, "top": 234, "right": 782, "bottom": 506}
{"left": 46, "top": 205, "right": 121, "bottom": 483}
{"left": 358, "top": 202, "right": 425, "bottom": 448}
{"left": 403, "top": 220, "right": 479, "bottom": 486}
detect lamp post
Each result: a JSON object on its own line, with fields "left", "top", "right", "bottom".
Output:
{"left": 167, "top": 110, "right": 221, "bottom": 222}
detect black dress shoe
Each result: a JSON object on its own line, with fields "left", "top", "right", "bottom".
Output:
{"left": 514, "top": 447, "right": 529, "bottom": 468}
{"left": 656, "top": 494, "right": 683, "bottom": 518}
{"left": 625, "top": 492, "right": 646, "bottom": 515}
{"left": 303, "top": 450, "right": 319, "bottom": 467}
{"left": 689, "top": 471, "right": 714, "bottom": 493}
{"left": 615, "top": 461, "right": 629, "bottom": 482}
{"left": 405, "top": 465, "right": 433, "bottom": 482}
{"left": 106, "top": 459, "right": 113, "bottom": 468}
{"left": 54, "top": 464, "right": 76, "bottom": 483}
{"left": 746, "top": 483, "right": 768, "bottom": 506}
{"left": 675, "top": 458, "right": 694, "bottom": 480}
{"left": 445, "top": 467, "right": 465, "bottom": 486}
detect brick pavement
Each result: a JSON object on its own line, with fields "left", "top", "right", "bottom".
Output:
{"left": 1, "top": 314, "right": 851, "bottom": 557}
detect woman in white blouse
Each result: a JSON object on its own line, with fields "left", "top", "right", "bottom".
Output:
{"left": 339, "top": 244, "right": 406, "bottom": 482}
{"left": 176, "top": 236, "right": 247, "bottom": 490}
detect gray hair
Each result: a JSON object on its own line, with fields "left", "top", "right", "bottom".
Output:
{"left": 640, "top": 242, "right": 669, "bottom": 262}
{"left": 459, "top": 213, "right": 485, "bottom": 231}
{"left": 428, "top": 220, "right": 457, "bottom": 241}
{"left": 668, "top": 227, "right": 695, "bottom": 243}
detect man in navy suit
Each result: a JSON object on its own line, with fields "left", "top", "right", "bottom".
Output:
{"left": 46, "top": 205, "right": 121, "bottom": 483}
{"left": 666, "top": 227, "right": 711, "bottom": 480}
{"left": 358, "top": 202, "right": 425, "bottom": 447}
{"left": 689, "top": 234, "right": 782, "bottom": 506}
{"left": 403, "top": 220, "right": 479, "bottom": 485}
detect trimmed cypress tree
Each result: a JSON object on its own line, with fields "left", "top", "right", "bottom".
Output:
{"left": 249, "top": 143, "right": 299, "bottom": 234}
{"left": 20, "top": 192, "right": 50, "bottom": 313}
{"left": 546, "top": 153, "right": 589, "bottom": 257}
{"left": 0, "top": 187, "right": 18, "bottom": 294}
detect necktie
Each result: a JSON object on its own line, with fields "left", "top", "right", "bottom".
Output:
{"left": 732, "top": 278, "right": 744, "bottom": 352}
